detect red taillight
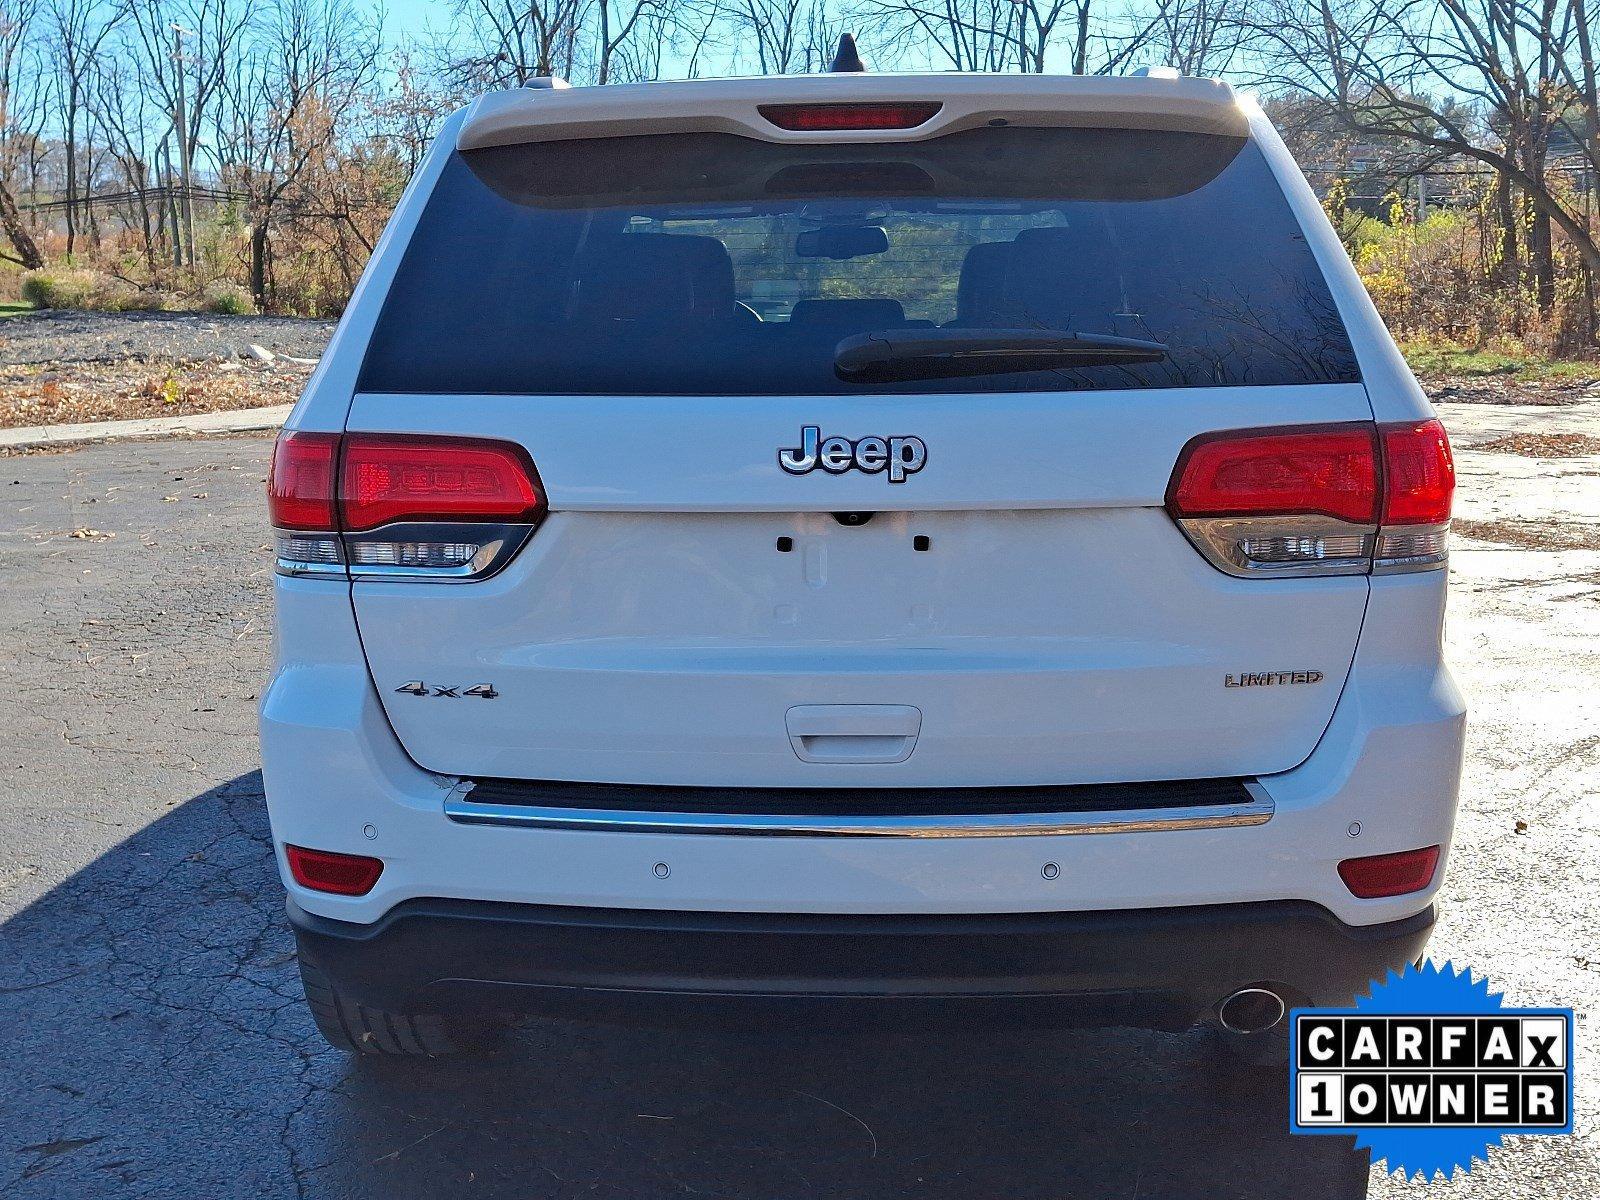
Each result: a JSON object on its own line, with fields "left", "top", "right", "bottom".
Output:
{"left": 1166, "top": 419, "right": 1455, "bottom": 576}
{"left": 1381, "top": 419, "right": 1454, "bottom": 525}
{"left": 758, "top": 102, "right": 942, "bottom": 131}
{"left": 284, "top": 844, "right": 384, "bottom": 896}
{"left": 339, "top": 435, "right": 545, "bottom": 531}
{"left": 1168, "top": 425, "right": 1379, "bottom": 524}
{"left": 270, "top": 433, "right": 547, "bottom": 579}
{"left": 268, "top": 431, "right": 340, "bottom": 531}
{"left": 1338, "top": 845, "right": 1441, "bottom": 899}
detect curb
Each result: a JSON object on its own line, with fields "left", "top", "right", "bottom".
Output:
{"left": 0, "top": 404, "right": 292, "bottom": 450}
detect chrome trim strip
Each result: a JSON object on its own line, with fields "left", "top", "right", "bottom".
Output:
{"left": 275, "top": 558, "right": 347, "bottom": 578}
{"left": 443, "top": 791, "right": 1274, "bottom": 838}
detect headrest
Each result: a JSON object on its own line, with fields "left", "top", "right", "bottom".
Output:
{"left": 983, "top": 224, "right": 1127, "bottom": 331}
{"left": 572, "top": 233, "right": 737, "bottom": 320}
{"left": 956, "top": 242, "right": 1013, "bottom": 324}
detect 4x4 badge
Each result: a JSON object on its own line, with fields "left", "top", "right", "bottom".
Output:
{"left": 394, "top": 681, "right": 499, "bottom": 699}
{"left": 779, "top": 425, "right": 927, "bottom": 483}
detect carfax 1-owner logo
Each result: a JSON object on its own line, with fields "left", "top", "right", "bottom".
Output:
{"left": 1290, "top": 960, "right": 1575, "bottom": 1181}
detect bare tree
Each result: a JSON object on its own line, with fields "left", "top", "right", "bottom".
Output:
{"left": 88, "top": 44, "right": 163, "bottom": 267}
{"left": 368, "top": 47, "right": 463, "bottom": 174}
{"left": 1245, "top": 0, "right": 1600, "bottom": 306}
{"left": 45, "top": 0, "right": 110, "bottom": 253}
{"left": 0, "top": 0, "right": 44, "bottom": 265}
{"left": 445, "top": 0, "right": 585, "bottom": 86}
{"left": 869, "top": 0, "right": 1159, "bottom": 75}
{"left": 1015, "top": 0, "right": 1085, "bottom": 73}
{"left": 594, "top": 0, "right": 667, "bottom": 82}
{"left": 875, "top": 0, "right": 1022, "bottom": 70}
{"left": 219, "top": 0, "right": 382, "bottom": 303}
{"left": 728, "top": 0, "right": 806, "bottom": 73}
{"left": 115, "top": 0, "right": 250, "bottom": 268}
{"left": 724, "top": 0, "right": 856, "bottom": 73}
{"left": 1145, "top": 0, "right": 1249, "bottom": 76}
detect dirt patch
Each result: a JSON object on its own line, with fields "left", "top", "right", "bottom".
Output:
{"left": 1454, "top": 517, "right": 1600, "bottom": 551}
{"left": 0, "top": 310, "right": 326, "bottom": 431}
{"left": 0, "top": 442, "right": 79, "bottom": 458}
{"left": 0, "top": 359, "right": 306, "bottom": 430}
{"left": 1423, "top": 377, "right": 1595, "bottom": 406}
{"left": 1470, "top": 432, "right": 1600, "bottom": 457}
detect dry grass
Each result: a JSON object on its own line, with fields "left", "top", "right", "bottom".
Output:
{"left": 0, "top": 441, "right": 79, "bottom": 458}
{"left": 1424, "top": 376, "right": 1596, "bottom": 406}
{"left": 1454, "top": 518, "right": 1600, "bottom": 551}
{"left": 1471, "top": 432, "right": 1600, "bottom": 457}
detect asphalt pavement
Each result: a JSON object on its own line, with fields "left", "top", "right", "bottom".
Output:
{"left": 0, "top": 434, "right": 1595, "bottom": 1199}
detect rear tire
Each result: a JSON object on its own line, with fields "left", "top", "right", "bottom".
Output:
{"left": 298, "top": 960, "right": 505, "bottom": 1057}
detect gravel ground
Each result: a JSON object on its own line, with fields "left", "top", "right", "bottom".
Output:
{"left": 0, "top": 312, "right": 328, "bottom": 430}
{"left": 0, "top": 422, "right": 1594, "bottom": 1199}
{"left": 1467, "top": 432, "right": 1600, "bottom": 457}
{"left": 0, "top": 309, "right": 334, "bottom": 367}
{"left": 1427, "top": 376, "right": 1600, "bottom": 406}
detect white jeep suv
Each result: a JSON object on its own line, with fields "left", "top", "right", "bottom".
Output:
{"left": 261, "top": 69, "right": 1463, "bottom": 1058}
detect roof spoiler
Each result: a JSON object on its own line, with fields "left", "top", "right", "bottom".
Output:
{"left": 457, "top": 73, "right": 1248, "bottom": 151}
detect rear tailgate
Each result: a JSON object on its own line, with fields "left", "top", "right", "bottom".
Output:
{"left": 343, "top": 85, "right": 1371, "bottom": 788}
{"left": 348, "top": 385, "right": 1369, "bottom": 786}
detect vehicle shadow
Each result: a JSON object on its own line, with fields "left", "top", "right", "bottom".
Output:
{"left": 0, "top": 772, "right": 1371, "bottom": 1199}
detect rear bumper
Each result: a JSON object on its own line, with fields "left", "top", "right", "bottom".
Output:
{"left": 262, "top": 571, "right": 1465, "bottom": 927}
{"left": 289, "top": 895, "right": 1434, "bottom": 1029}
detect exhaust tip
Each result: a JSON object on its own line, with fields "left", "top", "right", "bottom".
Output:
{"left": 1218, "top": 987, "right": 1286, "bottom": 1034}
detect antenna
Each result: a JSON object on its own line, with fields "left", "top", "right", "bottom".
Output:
{"left": 829, "top": 34, "right": 867, "bottom": 73}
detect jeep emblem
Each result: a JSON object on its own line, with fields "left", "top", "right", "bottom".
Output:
{"left": 778, "top": 426, "right": 927, "bottom": 483}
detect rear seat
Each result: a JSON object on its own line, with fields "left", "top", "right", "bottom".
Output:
{"left": 954, "top": 242, "right": 1013, "bottom": 325}
{"left": 954, "top": 227, "right": 1128, "bottom": 333}
{"left": 570, "top": 233, "right": 751, "bottom": 322}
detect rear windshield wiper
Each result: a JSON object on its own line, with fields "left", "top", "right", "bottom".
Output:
{"left": 833, "top": 328, "right": 1168, "bottom": 384}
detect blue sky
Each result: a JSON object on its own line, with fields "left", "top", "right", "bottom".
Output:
{"left": 382, "top": 0, "right": 451, "bottom": 44}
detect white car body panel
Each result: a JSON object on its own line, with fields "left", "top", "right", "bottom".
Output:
{"left": 351, "top": 506, "right": 1367, "bottom": 785}
{"left": 346, "top": 383, "right": 1374, "bottom": 783}
{"left": 263, "top": 73, "right": 1463, "bottom": 946}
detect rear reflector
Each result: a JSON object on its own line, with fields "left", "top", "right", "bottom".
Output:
{"left": 1168, "top": 425, "right": 1379, "bottom": 525}
{"left": 340, "top": 435, "right": 545, "bottom": 531}
{"left": 1338, "top": 845, "right": 1441, "bottom": 899}
{"left": 284, "top": 844, "right": 384, "bottom": 896}
{"left": 268, "top": 431, "right": 340, "bottom": 531}
{"left": 758, "top": 102, "right": 942, "bottom": 131}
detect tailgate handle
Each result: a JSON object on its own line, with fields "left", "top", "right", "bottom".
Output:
{"left": 785, "top": 705, "right": 922, "bottom": 764}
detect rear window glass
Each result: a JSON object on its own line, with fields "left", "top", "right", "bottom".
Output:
{"left": 359, "top": 127, "right": 1359, "bottom": 395}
